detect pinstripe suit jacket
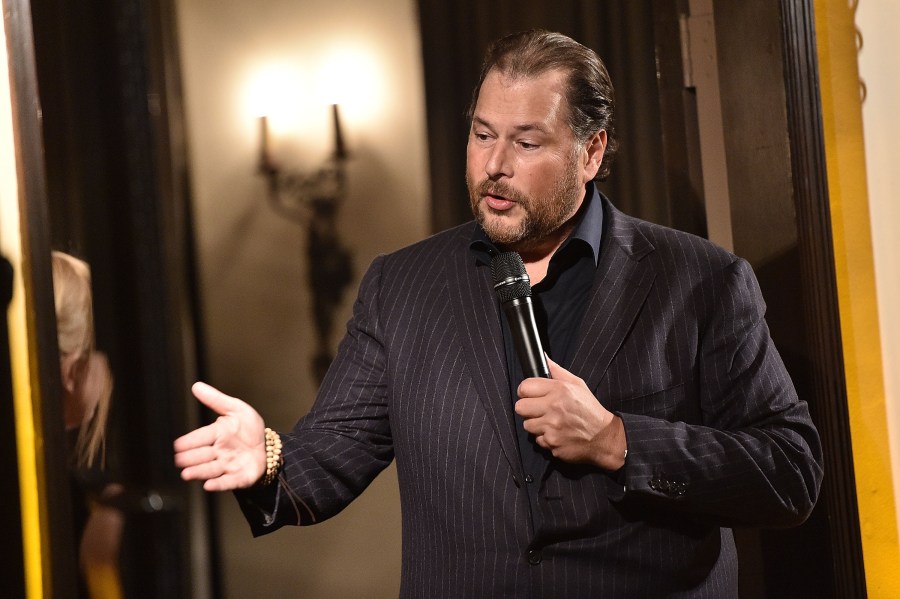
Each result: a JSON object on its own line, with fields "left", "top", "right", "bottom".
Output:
{"left": 240, "top": 194, "right": 823, "bottom": 598}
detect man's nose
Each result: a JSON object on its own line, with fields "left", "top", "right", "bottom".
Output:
{"left": 485, "top": 142, "right": 512, "bottom": 180}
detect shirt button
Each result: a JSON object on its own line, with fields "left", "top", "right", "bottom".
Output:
{"left": 527, "top": 549, "right": 542, "bottom": 565}
{"left": 524, "top": 474, "right": 534, "bottom": 484}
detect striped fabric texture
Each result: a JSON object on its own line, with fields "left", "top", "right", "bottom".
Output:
{"left": 239, "top": 195, "right": 823, "bottom": 598}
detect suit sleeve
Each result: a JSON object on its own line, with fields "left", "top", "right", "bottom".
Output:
{"left": 236, "top": 255, "right": 394, "bottom": 534}
{"left": 613, "top": 258, "right": 824, "bottom": 528}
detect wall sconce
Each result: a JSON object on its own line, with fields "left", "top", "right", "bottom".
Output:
{"left": 257, "top": 105, "right": 354, "bottom": 384}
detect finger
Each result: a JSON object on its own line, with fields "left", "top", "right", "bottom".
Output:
{"left": 521, "top": 415, "right": 545, "bottom": 436}
{"left": 203, "top": 474, "right": 251, "bottom": 492}
{"left": 192, "top": 381, "right": 245, "bottom": 416}
{"left": 173, "top": 421, "right": 222, "bottom": 452}
{"left": 203, "top": 478, "right": 231, "bottom": 492}
{"left": 546, "top": 355, "right": 580, "bottom": 383}
{"left": 515, "top": 397, "right": 546, "bottom": 419}
{"left": 517, "top": 375, "right": 556, "bottom": 399}
{"left": 174, "top": 445, "right": 217, "bottom": 469}
{"left": 179, "top": 460, "right": 225, "bottom": 483}
{"left": 203, "top": 468, "right": 261, "bottom": 491}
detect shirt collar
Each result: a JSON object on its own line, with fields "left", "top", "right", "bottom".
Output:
{"left": 469, "top": 181, "right": 604, "bottom": 267}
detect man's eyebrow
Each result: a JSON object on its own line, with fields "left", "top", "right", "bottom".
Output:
{"left": 471, "top": 115, "right": 550, "bottom": 134}
{"left": 471, "top": 116, "right": 493, "bottom": 129}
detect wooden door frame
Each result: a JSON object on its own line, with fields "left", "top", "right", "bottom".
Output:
{"left": 3, "top": 0, "right": 76, "bottom": 595}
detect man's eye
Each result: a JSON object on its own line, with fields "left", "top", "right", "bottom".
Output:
{"left": 519, "top": 141, "right": 538, "bottom": 150}
{"left": 474, "top": 132, "right": 491, "bottom": 141}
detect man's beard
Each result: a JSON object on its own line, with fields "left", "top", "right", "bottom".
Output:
{"left": 467, "top": 159, "right": 583, "bottom": 253}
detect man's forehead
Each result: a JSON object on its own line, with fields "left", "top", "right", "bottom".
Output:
{"left": 483, "top": 67, "right": 568, "bottom": 92}
{"left": 473, "top": 69, "right": 569, "bottom": 127}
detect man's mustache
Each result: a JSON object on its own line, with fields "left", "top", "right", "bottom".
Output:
{"left": 475, "top": 180, "right": 527, "bottom": 204}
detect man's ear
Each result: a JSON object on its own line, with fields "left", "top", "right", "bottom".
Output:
{"left": 581, "top": 130, "right": 607, "bottom": 183}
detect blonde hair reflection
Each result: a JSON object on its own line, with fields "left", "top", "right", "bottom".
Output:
{"left": 52, "top": 250, "right": 112, "bottom": 468}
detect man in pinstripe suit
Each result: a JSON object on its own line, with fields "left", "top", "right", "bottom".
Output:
{"left": 175, "top": 30, "right": 823, "bottom": 597}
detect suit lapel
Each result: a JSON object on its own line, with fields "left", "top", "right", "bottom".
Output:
{"left": 535, "top": 202, "right": 656, "bottom": 485}
{"left": 568, "top": 201, "right": 656, "bottom": 393}
{"left": 448, "top": 235, "right": 522, "bottom": 476}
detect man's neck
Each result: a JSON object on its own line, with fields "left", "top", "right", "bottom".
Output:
{"left": 515, "top": 204, "right": 582, "bottom": 285}
{"left": 518, "top": 229, "right": 571, "bottom": 285}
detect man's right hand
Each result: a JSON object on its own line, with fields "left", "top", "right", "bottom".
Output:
{"left": 173, "top": 382, "right": 267, "bottom": 491}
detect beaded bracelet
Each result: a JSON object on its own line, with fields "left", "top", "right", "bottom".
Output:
{"left": 262, "top": 427, "right": 283, "bottom": 486}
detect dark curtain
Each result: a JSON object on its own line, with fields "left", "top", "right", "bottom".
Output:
{"left": 417, "top": 0, "right": 679, "bottom": 233}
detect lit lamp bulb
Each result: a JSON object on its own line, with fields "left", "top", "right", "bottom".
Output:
{"left": 320, "top": 50, "right": 363, "bottom": 161}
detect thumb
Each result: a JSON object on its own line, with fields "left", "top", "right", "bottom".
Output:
{"left": 546, "top": 355, "right": 579, "bottom": 382}
{"left": 191, "top": 381, "right": 244, "bottom": 416}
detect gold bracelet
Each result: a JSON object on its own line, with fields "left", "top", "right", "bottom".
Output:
{"left": 262, "top": 427, "right": 283, "bottom": 486}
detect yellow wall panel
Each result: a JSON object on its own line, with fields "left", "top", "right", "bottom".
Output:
{"left": 1, "top": 21, "right": 45, "bottom": 599}
{"left": 814, "top": 1, "right": 900, "bottom": 595}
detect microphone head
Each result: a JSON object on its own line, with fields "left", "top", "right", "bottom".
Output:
{"left": 491, "top": 252, "right": 531, "bottom": 303}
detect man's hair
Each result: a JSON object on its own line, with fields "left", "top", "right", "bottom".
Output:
{"left": 467, "top": 29, "right": 618, "bottom": 181}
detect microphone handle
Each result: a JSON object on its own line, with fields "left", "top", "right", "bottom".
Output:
{"left": 501, "top": 296, "right": 550, "bottom": 379}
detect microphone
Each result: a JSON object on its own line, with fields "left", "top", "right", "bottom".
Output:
{"left": 490, "top": 252, "right": 550, "bottom": 379}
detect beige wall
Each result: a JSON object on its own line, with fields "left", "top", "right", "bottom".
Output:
{"left": 175, "top": 0, "right": 429, "bottom": 595}
{"left": 857, "top": 0, "right": 900, "bottom": 538}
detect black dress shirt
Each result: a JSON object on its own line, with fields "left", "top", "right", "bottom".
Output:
{"left": 469, "top": 182, "right": 605, "bottom": 535}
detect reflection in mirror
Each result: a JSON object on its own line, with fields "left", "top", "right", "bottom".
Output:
{"left": 52, "top": 251, "right": 123, "bottom": 597}
{"left": 29, "top": 0, "right": 213, "bottom": 595}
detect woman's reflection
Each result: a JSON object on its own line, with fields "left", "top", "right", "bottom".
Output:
{"left": 52, "top": 251, "right": 123, "bottom": 598}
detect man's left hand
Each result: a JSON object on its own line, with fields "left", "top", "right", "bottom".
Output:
{"left": 515, "top": 356, "right": 626, "bottom": 471}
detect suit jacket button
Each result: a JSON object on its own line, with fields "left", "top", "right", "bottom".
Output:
{"left": 527, "top": 550, "right": 542, "bottom": 565}
{"left": 524, "top": 474, "right": 534, "bottom": 484}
